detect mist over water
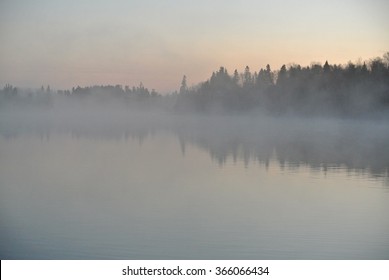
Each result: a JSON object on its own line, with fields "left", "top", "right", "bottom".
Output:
{"left": 1, "top": 104, "right": 389, "bottom": 259}
{"left": 1, "top": 104, "right": 389, "bottom": 180}
{"left": 1, "top": 54, "right": 389, "bottom": 259}
{"left": 1, "top": 0, "right": 389, "bottom": 261}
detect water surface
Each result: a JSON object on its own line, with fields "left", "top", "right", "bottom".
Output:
{"left": 0, "top": 114, "right": 388, "bottom": 259}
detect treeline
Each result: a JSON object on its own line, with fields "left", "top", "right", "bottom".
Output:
{"left": 1, "top": 53, "right": 389, "bottom": 116}
{"left": 58, "top": 83, "right": 159, "bottom": 99}
{"left": 176, "top": 53, "right": 389, "bottom": 116}
{"left": 0, "top": 82, "right": 165, "bottom": 109}
{"left": 0, "top": 83, "right": 160, "bottom": 101}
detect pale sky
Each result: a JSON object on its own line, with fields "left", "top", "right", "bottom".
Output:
{"left": 0, "top": 0, "right": 388, "bottom": 93}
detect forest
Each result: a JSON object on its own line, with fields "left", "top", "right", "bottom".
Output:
{"left": 1, "top": 53, "right": 389, "bottom": 117}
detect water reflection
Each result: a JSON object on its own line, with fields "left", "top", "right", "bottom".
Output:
{"left": 1, "top": 113, "right": 388, "bottom": 181}
{"left": 1, "top": 113, "right": 389, "bottom": 259}
{"left": 173, "top": 118, "right": 389, "bottom": 183}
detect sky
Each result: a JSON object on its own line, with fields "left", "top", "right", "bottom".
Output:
{"left": 0, "top": 0, "right": 388, "bottom": 93}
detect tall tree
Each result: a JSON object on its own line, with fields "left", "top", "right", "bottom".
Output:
{"left": 232, "top": 69, "right": 240, "bottom": 85}
{"left": 180, "top": 75, "right": 188, "bottom": 94}
{"left": 242, "top": 66, "right": 252, "bottom": 87}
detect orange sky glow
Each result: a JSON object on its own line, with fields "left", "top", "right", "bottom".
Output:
{"left": 0, "top": 0, "right": 388, "bottom": 93}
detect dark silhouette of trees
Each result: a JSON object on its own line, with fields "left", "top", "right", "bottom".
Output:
{"left": 179, "top": 75, "right": 188, "bottom": 95}
{"left": 256, "top": 65, "right": 274, "bottom": 90}
{"left": 175, "top": 53, "right": 389, "bottom": 116}
{"left": 242, "top": 66, "right": 253, "bottom": 88}
{"left": 61, "top": 82, "right": 160, "bottom": 101}
{"left": 1, "top": 84, "right": 17, "bottom": 97}
{"left": 232, "top": 69, "right": 240, "bottom": 85}
{"left": 1, "top": 52, "right": 388, "bottom": 117}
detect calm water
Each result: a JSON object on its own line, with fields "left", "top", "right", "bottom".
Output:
{"left": 0, "top": 113, "right": 388, "bottom": 259}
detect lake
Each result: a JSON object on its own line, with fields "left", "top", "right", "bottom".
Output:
{"left": 0, "top": 112, "right": 388, "bottom": 259}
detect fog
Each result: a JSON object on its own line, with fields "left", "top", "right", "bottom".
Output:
{"left": 2, "top": 53, "right": 389, "bottom": 116}
{"left": 1, "top": 53, "right": 389, "bottom": 181}
{"left": 2, "top": 67, "right": 389, "bottom": 259}
{"left": 1, "top": 97, "right": 389, "bottom": 182}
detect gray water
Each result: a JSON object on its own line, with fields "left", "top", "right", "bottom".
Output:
{"left": 0, "top": 113, "right": 388, "bottom": 259}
